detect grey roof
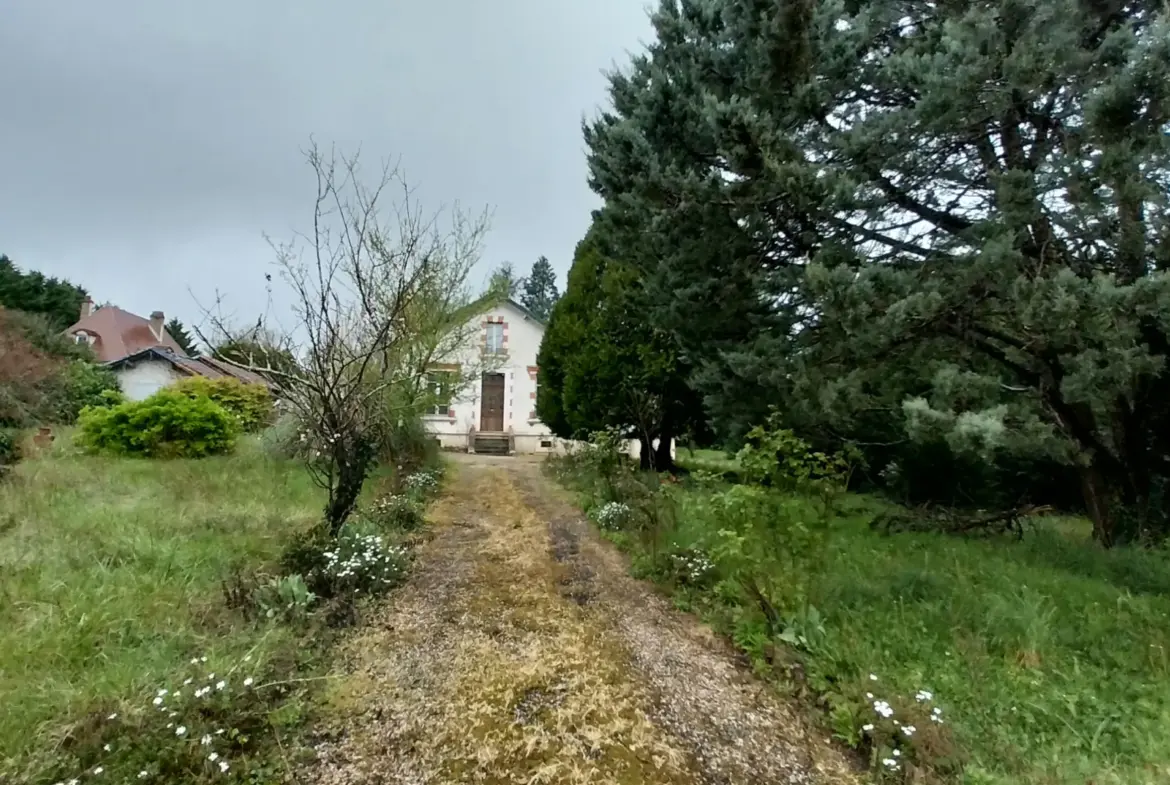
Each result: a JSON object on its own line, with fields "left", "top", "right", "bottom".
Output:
{"left": 105, "top": 347, "right": 273, "bottom": 388}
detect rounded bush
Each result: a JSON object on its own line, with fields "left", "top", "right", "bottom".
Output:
{"left": 76, "top": 388, "right": 239, "bottom": 458}
{"left": 172, "top": 376, "right": 273, "bottom": 432}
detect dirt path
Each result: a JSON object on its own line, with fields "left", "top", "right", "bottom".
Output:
{"left": 310, "top": 455, "right": 859, "bottom": 785}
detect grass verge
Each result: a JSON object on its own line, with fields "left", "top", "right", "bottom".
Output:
{"left": 552, "top": 457, "right": 1170, "bottom": 785}
{"left": 0, "top": 435, "right": 435, "bottom": 783}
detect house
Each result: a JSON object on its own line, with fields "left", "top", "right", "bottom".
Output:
{"left": 63, "top": 298, "right": 270, "bottom": 401}
{"left": 423, "top": 299, "right": 558, "bottom": 455}
{"left": 422, "top": 297, "right": 675, "bottom": 460}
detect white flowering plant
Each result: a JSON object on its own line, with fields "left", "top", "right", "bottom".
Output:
{"left": 314, "top": 529, "right": 410, "bottom": 597}
{"left": 590, "top": 501, "right": 632, "bottom": 531}
{"left": 402, "top": 468, "right": 442, "bottom": 499}
{"left": 669, "top": 547, "right": 717, "bottom": 586}
{"left": 43, "top": 654, "right": 281, "bottom": 784}
{"left": 831, "top": 673, "right": 959, "bottom": 783}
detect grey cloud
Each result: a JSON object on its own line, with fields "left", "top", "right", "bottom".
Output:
{"left": 0, "top": 0, "right": 649, "bottom": 325}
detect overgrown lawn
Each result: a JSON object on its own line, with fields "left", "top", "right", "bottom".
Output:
{"left": 0, "top": 437, "right": 325, "bottom": 778}
{"left": 563, "top": 458, "right": 1170, "bottom": 784}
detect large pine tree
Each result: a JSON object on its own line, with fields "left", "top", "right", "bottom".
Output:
{"left": 586, "top": 0, "right": 1170, "bottom": 544}
{"left": 520, "top": 256, "right": 560, "bottom": 321}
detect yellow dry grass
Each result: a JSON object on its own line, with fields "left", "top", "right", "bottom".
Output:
{"left": 313, "top": 463, "right": 696, "bottom": 784}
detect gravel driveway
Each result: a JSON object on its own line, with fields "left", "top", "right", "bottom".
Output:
{"left": 309, "top": 454, "right": 860, "bottom": 785}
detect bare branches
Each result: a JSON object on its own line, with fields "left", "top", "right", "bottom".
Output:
{"left": 196, "top": 141, "right": 489, "bottom": 533}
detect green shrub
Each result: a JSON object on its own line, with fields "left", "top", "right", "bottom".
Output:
{"left": 76, "top": 389, "right": 239, "bottom": 458}
{"left": 172, "top": 376, "right": 273, "bottom": 432}
{"left": 53, "top": 360, "right": 122, "bottom": 422}
{"left": 374, "top": 414, "right": 439, "bottom": 474}
{"left": 364, "top": 493, "right": 425, "bottom": 531}
{"left": 0, "top": 428, "right": 20, "bottom": 478}
{"left": 259, "top": 413, "right": 312, "bottom": 460}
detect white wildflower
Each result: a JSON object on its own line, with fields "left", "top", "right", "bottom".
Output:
{"left": 106, "top": 713, "right": 117, "bottom": 720}
{"left": 893, "top": 749, "right": 901, "bottom": 757}
{"left": 201, "top": 734, "right": 213, "bottom": 746}
{"left": 873, "top": 700, "right": 894, "bottom": 718}
{"left": 915, "top": 690, "right": 933, "bottom": 702}
{"left": 218, "top": 761, "right": 229, "bottom": 773}
{"left": 208, "top": 752, "right": 219, "bottom": 761}
{"left": 861, "top": 723, "right": 874, "bottom": 732}
{"left": 882, "top": 758, "right": 899, "bottom": 769}
{"left": 869, "top": 673, "right": 879, "bottom": 681}
{"left": 902, "top": 725, "right": 916, "bottom": 736}
{"left": 103, "top": 743, "right": 112, "bottom": 752}
{"left": 138, "top": 772, "right": 149, "bottom": 779}
{"left": 175, "top": 725, "right": 187, "bottom": 736}
{"left": 93, "top": 767, "right": 104, "bottom": 775}
{"left": 243, "top": 677, "right": 254, "bottom": 687}
{"left": 215, "top": 680, "right": 226, "bottom": 690}
{"left": 152, "top": 696, "right": 163, "bottom": 706}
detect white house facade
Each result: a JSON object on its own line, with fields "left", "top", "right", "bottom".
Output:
{"left": 422, "top": 299, "right": 561, "bottom": 454}
{"left": 421, "top": 297, "right": 676, "bottom": 461}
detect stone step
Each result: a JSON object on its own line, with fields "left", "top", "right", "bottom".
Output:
{"left": 474, "top": 435, "right": 511, "bottom": 455}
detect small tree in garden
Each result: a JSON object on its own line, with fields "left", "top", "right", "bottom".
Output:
{"left": 200, "top": 142, "right": 488, "bottom": 535}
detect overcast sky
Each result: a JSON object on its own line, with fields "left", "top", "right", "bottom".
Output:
{"left": 0, "top": 0, "right": 650, "bottom": 328}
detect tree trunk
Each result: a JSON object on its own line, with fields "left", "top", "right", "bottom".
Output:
{"left": 638, "top": 435, "right": 652, "bottom": 471}
{"left": 654, "top": 432, "right": 675, "bottom": 473}
{"left": 1079, "top": 463, "right": 1116, "bottom": 547}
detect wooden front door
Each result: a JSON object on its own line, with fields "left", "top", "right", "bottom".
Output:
{"left": 480, "top": 373, "right": 505, "bottom": 432}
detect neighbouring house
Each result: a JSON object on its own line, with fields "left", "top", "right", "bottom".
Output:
{"left": 63, "top": 298, "right": 270, "bottom": 401}
{"left": 420, "top": 297, "right": 674, "bottom": 460}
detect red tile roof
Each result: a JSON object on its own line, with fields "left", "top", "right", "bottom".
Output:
{"left": 63, "top": 306, "right": 185, "bottom": 362}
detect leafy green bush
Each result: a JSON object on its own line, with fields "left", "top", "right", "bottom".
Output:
{"left": 0, "top": 428, "right": 20, "bottom": 478}
{"left": 172, "top": 376, "right": 273, "bottom": 432}
{"left": 53, "top": 360, "right": 122, "bottom": 422}
{"left": 76, "top": 389, "right": 239, "bottom": 458}
{"left": 253, "top": 574, "right": 317, "bottom": 622}
{"left": 363, "top": 493, "right": 425, "bottom": 531}
{"left": 259, "top": 413, "right": 312, "bottom": 460}
{"left": 374, "top": 414, "right": 439, "bottom": 475}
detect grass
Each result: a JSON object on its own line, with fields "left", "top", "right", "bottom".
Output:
{"left": 0, "top": 435, "right": 326, "bottom": 779}
{"left": 560, "top": 460, "right": 1170, "bottom": 785}
{"left": 675, "top": 447, "right": 740, "bottom": 477}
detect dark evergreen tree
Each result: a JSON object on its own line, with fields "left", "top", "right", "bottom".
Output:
{"left": 0, "top": 255, "right": 88, "bottom": 330}
{"left": 537, "top": 227, "right": 703, "bottom": 470}
{"left": 165, "top": 317, "right": 200, "bottom": 357}
{"left": 587, "top": 0, "right": 1170, "bottom": 544}
{"left": 519, "top": 256, "right": 560, "bottom": 321}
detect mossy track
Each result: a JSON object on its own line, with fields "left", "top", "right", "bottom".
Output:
{"left": 310, "top": 456, "right": 858, "bottom": 785}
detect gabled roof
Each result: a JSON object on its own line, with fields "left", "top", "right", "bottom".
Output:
{"left": 105, "top": 347, "right": 273, "bottom": 388}
{"left": 64, "top": 307, "right": 184, "bottom": 362}
{"left": 503, "top": 298, "right": 545, "bottom": 326}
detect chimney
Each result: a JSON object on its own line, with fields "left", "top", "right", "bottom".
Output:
{"left": 79, "top": 297, "right": 94, "bottom": 320}
{"left": 150, "top": 311, "right": 165, "bottom": 341}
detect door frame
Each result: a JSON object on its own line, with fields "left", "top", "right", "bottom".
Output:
{"left": 479, "top": 372, "right": 506, "bottom": 432}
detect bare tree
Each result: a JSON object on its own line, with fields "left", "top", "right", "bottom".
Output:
{"left": 199, "top": 142, "right": 488, "bottom": 535}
